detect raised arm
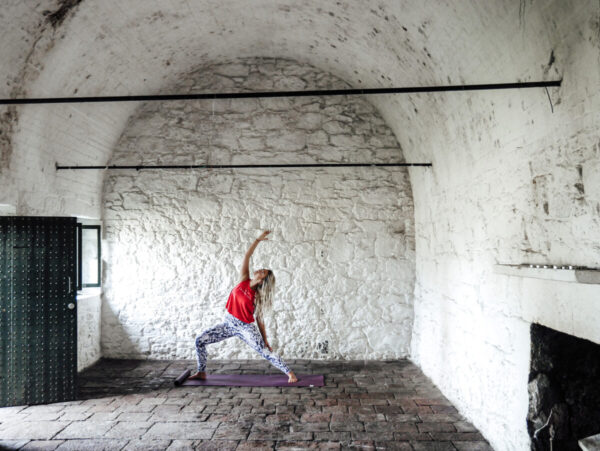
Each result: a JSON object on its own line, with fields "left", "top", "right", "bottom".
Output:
{"left": 240, "top": 230, "right": 270, "bottom": 282}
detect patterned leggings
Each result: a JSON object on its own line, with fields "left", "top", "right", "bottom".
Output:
{"left": 195, "top": 312, "right": 291, "bottom": 374}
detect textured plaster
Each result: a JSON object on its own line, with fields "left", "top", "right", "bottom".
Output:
{"left": 0, "top": 0, "right": 86, "bottom": 209}
{"left": 77, "top": 292, "right": 101, "bottom": 371}
{"left": 408, "top": 4, "right": 600, "bottom": 450}
{"left": 101, "top": 58, "right": 415, "bottom": 362}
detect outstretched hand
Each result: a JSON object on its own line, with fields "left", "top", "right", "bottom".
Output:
{"left": 241, "top": 231, "right": 270, "bottom": 281}
{"left": 257, "top": 230, "right": 271, "bottom": 241}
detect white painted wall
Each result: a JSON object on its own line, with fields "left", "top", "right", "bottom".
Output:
{"left": 101, "top": 59, "right": 415, "bottom": 361}
{"left": 77, "top": 291, "right": 102, "bottom": 371}
{"left": 409, "top": 4, "right": 600, "bottom": 450}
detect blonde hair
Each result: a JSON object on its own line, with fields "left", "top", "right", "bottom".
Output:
{"left": 254, "top": 270, "right": 275, "bottom": 321}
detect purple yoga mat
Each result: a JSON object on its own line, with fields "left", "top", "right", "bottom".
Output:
{"left": 174, "top": 370, "right": 324, "bottom": 387}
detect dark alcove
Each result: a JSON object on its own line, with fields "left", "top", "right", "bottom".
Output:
{"left": 528, "top": 323, "right": 600, "bottom": 450}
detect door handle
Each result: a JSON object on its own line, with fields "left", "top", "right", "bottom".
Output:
{"left": 67, "top": 276, "right": 72, "bottom": 294}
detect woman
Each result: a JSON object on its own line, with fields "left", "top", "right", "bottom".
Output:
{"left": 189, "top": 231, "right": 298, "bottom": 383}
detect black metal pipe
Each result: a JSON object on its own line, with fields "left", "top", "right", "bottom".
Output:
{"left": 55, "top": 163, "right": 432, "bottom": 170}
{"left": 3, "top": 81, "right": 561, "bottom": 105}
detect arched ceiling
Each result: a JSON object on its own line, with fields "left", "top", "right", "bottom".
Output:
{"left": 0, "top": 0, "right": 590, "bottom": 216}
{"left": 3, "top": 1, "right": 562, "bottom": 102}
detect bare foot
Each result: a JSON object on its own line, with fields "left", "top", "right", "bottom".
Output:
{"left": 287, "top": 371, "right": 298, "bottom": 383}
{"left": 188, "top": 371, "right": 206, "bottom": 380}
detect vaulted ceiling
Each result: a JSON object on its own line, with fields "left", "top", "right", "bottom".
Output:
{"left": 0, "top": 0, "right": 593, "bottom": 216}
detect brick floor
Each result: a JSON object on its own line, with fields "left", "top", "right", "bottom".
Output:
{"left": 0, "top": 359, "right": 493, "bottom": 450}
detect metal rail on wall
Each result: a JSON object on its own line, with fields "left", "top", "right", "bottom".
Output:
{"left": 2, "top": 80, "right": 561, "bottom": 105}
{"left": 33, "top": 80, "right": 559, "bottom": 170}
{"left": 55, "top": 163, "right": 432, "bottom": 171}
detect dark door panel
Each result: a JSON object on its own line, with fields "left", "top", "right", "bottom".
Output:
{"left": 0, "top": 217, "right": 77, "bottom": 406}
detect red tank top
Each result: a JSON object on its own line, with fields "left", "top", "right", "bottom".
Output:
{"left": 225, "top": 279, "right": 256, "bottom": 323}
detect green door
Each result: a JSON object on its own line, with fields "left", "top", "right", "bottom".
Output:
{"left": 0, "top": 217, "right": 77, "bottom": 406}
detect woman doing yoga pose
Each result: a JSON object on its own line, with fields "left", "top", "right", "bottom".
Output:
{"left": 189, "top": 231, "right": 298, "bottom": 383}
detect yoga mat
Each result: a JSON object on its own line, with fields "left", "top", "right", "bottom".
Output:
{"left": 174, "top": 369, "right": 191, "bottom": 386}
{"left": 174, "top": 370, "right": 324, "bottom": 387}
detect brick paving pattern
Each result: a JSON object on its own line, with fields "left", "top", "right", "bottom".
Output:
{"left": 0, "top": 359, "right": 493, "bottom": 450}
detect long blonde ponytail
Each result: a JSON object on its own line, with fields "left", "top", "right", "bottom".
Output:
{"left": 254, "top": 270, "right": 275, "bottom": 322}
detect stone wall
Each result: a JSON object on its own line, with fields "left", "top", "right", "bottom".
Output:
{"left": 3, "top": 1, "right": 598, "bottom": 448}
{"left": 101, "top": 58, "right": 415, "bottom": 361}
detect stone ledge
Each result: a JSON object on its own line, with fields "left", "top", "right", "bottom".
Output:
{"left": 77, "top": 287, "right": 102, "bottom": 300}
{"left": 494, "top": 264, "right": 600, "bottom": 284}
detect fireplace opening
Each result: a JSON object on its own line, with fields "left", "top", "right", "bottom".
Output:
{"left": 527, "top": 323, "right": 600, "bottom": 450}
